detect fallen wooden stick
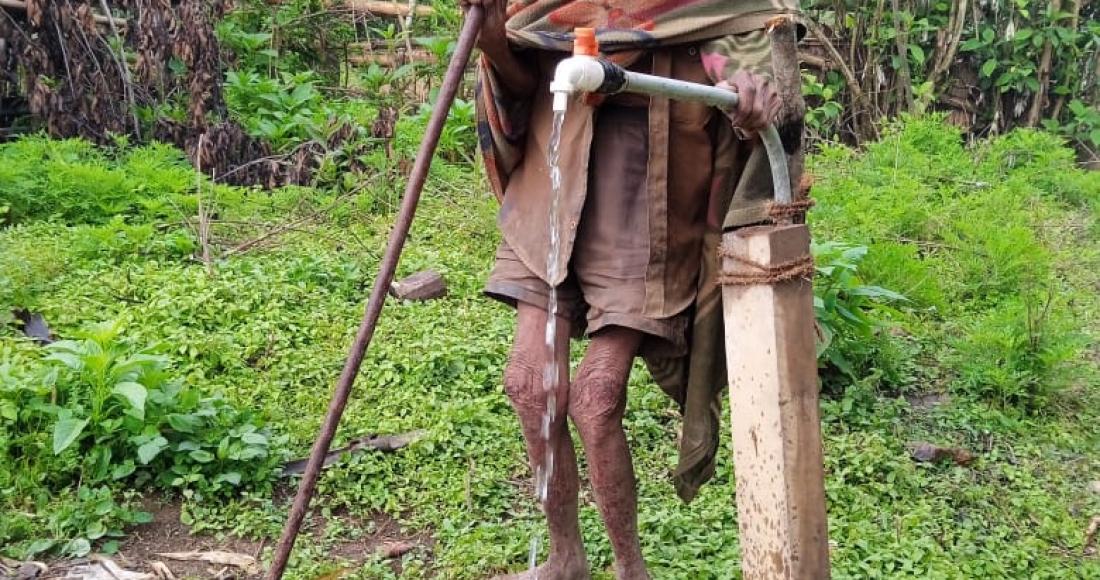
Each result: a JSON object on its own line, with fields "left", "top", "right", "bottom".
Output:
{"left": 344, "top": 0, "right": 434, "bottom": 17}
{"left": 280, "top": 430, "right": 426, "bottom": 475}
{"left": 0, "top": 0, "right": 129, "bottom": 28}
{"left": 347, "top": 48, "right": 436, "bottom": 66}
{"left": 269, "top": 0, "right": 435, "bottom": 16}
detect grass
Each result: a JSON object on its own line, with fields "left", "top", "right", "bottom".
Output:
{"left": 1, "top": 118, "right": 1099, "bottom": 578}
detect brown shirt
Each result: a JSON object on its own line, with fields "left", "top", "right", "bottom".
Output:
{"left": 498, "top": 46, "right": 777, "bottom": 319}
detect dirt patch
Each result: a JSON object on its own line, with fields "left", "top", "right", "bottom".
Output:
{"left": 117, "top": 501, "right": 263, "bottom": 580}
{"left": 905, "top": 391, "right": 951, "bottom": 411}
{"left": 316, "top": 508, "right": 432, "bottom": 574}
{"left": 105, "top": 498, "right": 425, "bottom": 579}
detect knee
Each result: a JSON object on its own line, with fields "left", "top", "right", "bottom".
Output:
{"left": 569, "top": 367, "right": 628, "bottom": 434}
{"left": 503, "top": 349, "right": 543, "bottom": 418}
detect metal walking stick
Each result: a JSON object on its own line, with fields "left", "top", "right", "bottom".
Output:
{"left": 266, "top": 7, "right": 485, "bottom": 579}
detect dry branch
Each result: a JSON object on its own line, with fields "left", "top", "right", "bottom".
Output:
{"left": 97, "top": 0, "right": 139, "bottom": 138}
{"left": 803, "top": 18, "right": 880, "bottom": 140}
{"left": 0, "top": 0, "right": 127, "bottom": 28}
{"left": 156, "top": 552, "right": 261, "bottom": 576}
{"left": 346, "top": 0, "right": 434, "bottom": 16}
{"left": 799, "top": 53, "right": 834, "bottom": 71}
{"left": 273, "top": 0, "right": 435, "bottom": 16}
{"left": 347, "top": 46, "right": 435, "bottom": 65}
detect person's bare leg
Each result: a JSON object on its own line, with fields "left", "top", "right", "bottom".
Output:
{"left": 569, "top": 327, "right": 649, "bottom": 580}
{"left": 494, "top": 302, "right": 589, "bottom": 579}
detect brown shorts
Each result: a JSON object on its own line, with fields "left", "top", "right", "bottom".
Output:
{"left": 485, "top": 105, "right": 688, "bottom": 355}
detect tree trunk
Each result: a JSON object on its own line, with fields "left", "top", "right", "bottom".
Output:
{"left": 1049, "top": 0, "right": 1083, "bottom": 122}
{"left": 929, "top": 0, "right": 969, "bottom": 91}
{"left": 1025, "top": 0, "right": 1063, "bottom": 127}
{"left": 891, "top": 0, "right": 916, "bottom": 113}
{"left": 804, "top": 19, "right": 880, "bottom": 141}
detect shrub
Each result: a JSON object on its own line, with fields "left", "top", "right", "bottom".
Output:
{"left": 809, "top": 117, "right": 1096, "bottom": 406}
{"left": 950, "top": 294, "right": 1082, "bottom": 410}
{"left": 224, "top": 70, "right": 348, "bottom": 151}
{"left": 812, "top": 242, "right": 907, "bottom": 382}
{"left": 0, "top": 322, "right": 288, "bottom": 555}
{"left": 10, "top": 322, "right": 286, "bottom": 495}
{"left": 0, "top": 136, "right": 196, "bottom": 226}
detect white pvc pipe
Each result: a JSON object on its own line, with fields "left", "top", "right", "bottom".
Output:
{"left": 621, "top": 71, "right": 740, "bottom": 110}
{"left": 550, "top": 56, "right": 792, "bottom": 205}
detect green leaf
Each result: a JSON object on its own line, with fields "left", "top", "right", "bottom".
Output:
{"left": 241, "top": 432, "right": 268, "bottom": 446}
{"left": 850, "top": 285, "right": 908, "bottom": 302}
{"left": 189, "top": 449, "right": 215, "bottom": 463}
{"left": 64, "top": 538, "right": 91, "bottom": 557}
{"left": 908, "top": 44, "right": 925, "bottom": 65}
{"left": 85, "top": 521, "right": 108, "bottom": 540}
{"left": 1090, "top": 129, "right": 1100, "bottom": 147}
{"left": 959, "top": 38, "right": 983, "bottom": 51}
{"left": 826, "top": 348, "right": 857, "bottom": 378}
{"left": 53, "top": 417, "right": 88, "bottom": 454}
{"left": 214, "top": 471, "right": 242, "bottom": 486}
{"left": 44, "top": 351, "right": 83, "bottom": 370}
{"left": 980, "top": 59, "right": 998, "bottom": 78}
{"left": 167, "top": 413, "right": 202, "bottom": 433}
{"left": 26, "top": 539, "right": 56, "bottom": 556}
{"left": 112, "top": 461, "right": 136, "bottom": 480}
{"left": 137, "top": 436, "right": 168, "bottom": 464}
{"left": 110, "top": 353, "right": 167, "bottom": 381}
{"left": 0, "top": 401, "right": 17, "bottom": 421}
{"left": 113, "top": 382, "right": 148, "bottom": 417}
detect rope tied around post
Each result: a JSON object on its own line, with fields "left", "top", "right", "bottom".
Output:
{"left": 716, "top": 244, "right": 815, "bottom": 286}
{"left": 765, "top": 197, "right": 815, "bottom": 222}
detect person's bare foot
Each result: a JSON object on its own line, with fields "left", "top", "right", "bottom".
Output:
{"left": 491, "top": 554, "right": 591, "bottom": 580}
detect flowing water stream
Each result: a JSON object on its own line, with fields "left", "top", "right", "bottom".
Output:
{"left": 529, "top": 108, "right": 568, "bottom": 575}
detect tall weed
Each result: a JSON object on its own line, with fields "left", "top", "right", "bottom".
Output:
{"left": 0, "top": 136, "right": 195, "bottom": 225}
{"left": 809, "top": 116, "right": 1096, "bottom": 406}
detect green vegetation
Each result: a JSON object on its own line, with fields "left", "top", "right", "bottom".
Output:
{"left": 0, "top": 137, "right": 196, "bottom": 226}
{"left": 1, "top": 0, "right": 1097, "bottom": 576}
{"left": 800, "top": 1, "right": 1099, "bottom": 154}
{"left": 2, "top": 116, "right": 1097, "bottom": 577}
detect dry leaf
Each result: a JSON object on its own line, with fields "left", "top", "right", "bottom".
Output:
{"left": 907, "top": 441, "right": 975, "bottom": 466}
{"left": 148, "top": 561, "right": 176, "bottom": 580}
{"left": 1085, "top": 516, "right": 1100, "bottom": 557}
{"left": 63, "top": 558, "right": 154, "bottom": 580}
{"left": 379, "top": 540, "right": 418, "bottom": 559}
{"left": 155, "top": 552, "right": 260, "bottom": 576}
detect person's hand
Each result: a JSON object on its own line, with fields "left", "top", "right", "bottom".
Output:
{"left": 460, "top": 0, "right": 508, "bottom": 55}
{"left": 717, "top": 70, "right": 781, "bottom": 139}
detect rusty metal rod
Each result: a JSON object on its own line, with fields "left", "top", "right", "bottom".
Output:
{"left": 266, "top": 7, "right": 484, "bottom": 579}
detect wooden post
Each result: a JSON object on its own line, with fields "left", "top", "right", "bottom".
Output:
{"left": 722, "top": 223, "right": 830, "bottom": 579}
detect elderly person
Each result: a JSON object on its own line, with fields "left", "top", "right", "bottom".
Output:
{"left": 463, "top": 1, "right": 800, "bottom": 577}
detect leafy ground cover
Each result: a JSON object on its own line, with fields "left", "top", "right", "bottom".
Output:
{"left": 1, "top": 119, "right": 1098, "bottom": 578}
